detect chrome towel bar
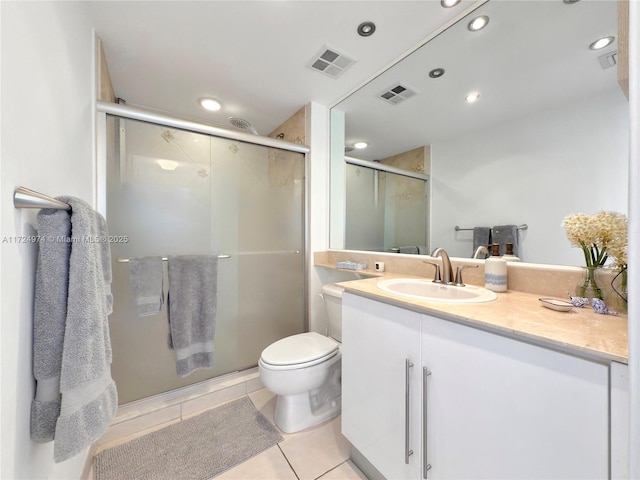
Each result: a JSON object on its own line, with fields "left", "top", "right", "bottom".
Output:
{"left": 13, "top": 186, "right": 71, "bottom": 210}
{"left": 117, "top": 255, "right": 231, "bottom": 263}
{"left": 455, "top": 224, "right": 528, "bottom": 232}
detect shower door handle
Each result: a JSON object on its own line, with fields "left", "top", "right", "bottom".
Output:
{"left": 405, "top": 358, "right": 414, "bottom": 464}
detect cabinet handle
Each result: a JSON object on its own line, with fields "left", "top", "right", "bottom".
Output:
{"left": 405, "top": 358, "right": 414, "bottom": 464}
{"left": 423, "top": 366, "right": 432, "bottom": 478}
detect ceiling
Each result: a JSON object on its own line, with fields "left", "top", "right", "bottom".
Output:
{"left": 86, "top": 0, "right": 478, "bottom": 136}
{"left": 336, "top": 0, "right": 621, "bottom": 160}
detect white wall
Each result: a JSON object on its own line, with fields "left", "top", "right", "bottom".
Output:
{"left": 430, "top": 87, "right": 629, "bottom": 265}
{"left": 1, "top": 2, "right": 95, "bottom": 478}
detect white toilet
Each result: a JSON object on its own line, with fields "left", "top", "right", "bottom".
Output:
{"left": 258, "top": 283, "right": 343, "bottom": 433}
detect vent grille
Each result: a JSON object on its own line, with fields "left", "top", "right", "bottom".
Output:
{"left": 598, "top": 50, "right": 617, "bottom": 70}
{"left": 378, "top": 84, "right": 418, "bottom": 105}
{"left": 307, "top": 46, "right": 355, "bottom": 78}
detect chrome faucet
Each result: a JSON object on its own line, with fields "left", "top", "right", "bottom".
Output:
{"left": 473, "top": 245, "right": 489, "bottom": 259}
{"left": 430, "top": 247, "right": 454, "bottom": 285}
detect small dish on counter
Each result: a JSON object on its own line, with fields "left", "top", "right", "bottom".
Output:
{"left": 539, "top": 298, "right": 574, "bottom": 312}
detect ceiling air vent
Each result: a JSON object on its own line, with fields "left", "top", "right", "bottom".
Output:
{"left": 598, "top": 50, "right": 617, "bottom": 70}
{"left": 307, "top": 46, "right": 355, "bottom": 79}
{"left": 378, "top": 83, "right": 418, "bottom": 105}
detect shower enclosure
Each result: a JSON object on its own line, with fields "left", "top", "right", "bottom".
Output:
{"left": 344, "top": 162, "right": 429, "bottom": 252}
{"left": 105, "top": 115, "right": 306, "bottom": 404}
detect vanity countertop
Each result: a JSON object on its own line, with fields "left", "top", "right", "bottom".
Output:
{"left": 338, "top": 274, "right": 629, "bottom": 364}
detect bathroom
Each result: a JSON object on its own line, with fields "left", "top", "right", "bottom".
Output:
{"left": 1, "top": 1, "right": 639, "bottom": 479}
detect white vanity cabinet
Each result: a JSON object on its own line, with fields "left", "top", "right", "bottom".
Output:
{"left": 342, "top": 292, "right": 423, "bottom": 479}
{"left": 342, "top": 293, "right": 610, "bottom": 479}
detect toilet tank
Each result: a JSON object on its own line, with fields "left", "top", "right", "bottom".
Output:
{"left": 322, "top": 284, "right": 343, "bottom": 342}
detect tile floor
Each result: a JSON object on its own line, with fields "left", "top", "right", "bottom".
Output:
{"left": 94, "top": 388, "right": 367, "bottom": 480}
{"left": 217, "top": 388, "right": 367, "bottom": 480}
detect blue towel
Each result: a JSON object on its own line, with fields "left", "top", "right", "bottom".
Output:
{"left": 31, "top": 208, "right": 72, "bottom": 443}
{"left": 30, "top": 197, "right": 118, "bottom": 463}
{"left": 472, "top": 227, "right": 491, "bottom": 256}
{"left": 167, "top": 255, "right": 218, "bottom": 377}
{"left": 128, "top": 256, "right": 164, "bottom": 316}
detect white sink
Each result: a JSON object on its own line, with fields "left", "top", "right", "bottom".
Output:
{"left": 377, "top": 278, "right": 497, "bottom": 303}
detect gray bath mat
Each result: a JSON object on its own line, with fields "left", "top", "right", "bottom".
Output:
{"left": 94, "top": 396, "right": 282, "bottom": 480}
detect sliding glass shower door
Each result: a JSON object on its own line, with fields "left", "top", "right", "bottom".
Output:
{"left": 106, "top": 117, "right": 305, "bottom": 404}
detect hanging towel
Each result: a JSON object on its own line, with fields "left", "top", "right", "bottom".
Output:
{"left": 31, "top": 207, "right": 72, "bottom": 443}
{"left": 491, "top": 225, "right": 519, "bottom": 257}
{"left": 167, "top": 255, "right": 218, "bottom": 377}
{"left": 52, "top": 197, "right": 117, "bottom": 463}
{"left": 472, "top": 227, "right": 492, "bottom": 256}
{"left": 398, "top": 246, "right": 420, "bottom": 254}
{"left": 128, "top": 256, "right": 164, "bottom": 317}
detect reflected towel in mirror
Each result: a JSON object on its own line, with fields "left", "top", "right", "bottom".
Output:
{"left": 491, "top": 225, "right": 519, "bottom": 256}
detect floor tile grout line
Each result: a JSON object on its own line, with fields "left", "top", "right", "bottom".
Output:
{"left": 313, "top": 459, "right": 349, "bottom": 480}
{"left": 277, "top": 443, "right": 301, "bottom": 480}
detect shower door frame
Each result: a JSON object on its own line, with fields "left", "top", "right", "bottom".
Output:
{"left": 94, "top": 100, "right": 311, "bottom": 379}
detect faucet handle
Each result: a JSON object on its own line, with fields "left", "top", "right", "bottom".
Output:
{"left": 423, "top": 260, "right": 442, "bottom": 283}
{"left": 455, "top": 264, "right": 479, "bottom": 287}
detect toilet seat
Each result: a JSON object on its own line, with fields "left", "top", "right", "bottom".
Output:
{"left": 260, "top": 332, "right": 339, "bottom": 370}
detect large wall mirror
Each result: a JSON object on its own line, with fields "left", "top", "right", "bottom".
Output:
{"left": 329, "top": 0, "right": 628, "bottom": 267}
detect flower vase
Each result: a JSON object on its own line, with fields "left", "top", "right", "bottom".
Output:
{"left": 612, "top": 267, "right": 628, "bottom": 312}
{"left": 576, "top": 266, "right": 604, "bottom": 301}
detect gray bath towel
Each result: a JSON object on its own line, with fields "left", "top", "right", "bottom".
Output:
{"left": 53, "top": 197, "right": 117, "bottom": 463}
{"left": 398, "top": 246, "right": 419, "bottom": 254}
{"left": 167, "top": 255, "right": 218, "bottom": 377}
{"left": 128, "top": 256, "right": 164, "bottom": 316}
{"left": 472, "top": 227, "right": 491, "bottom": 255}
{"left": 31, "top": 207, "right": 72, "bottom": 443}
{"left": 491, "top": 225, "right": 519, "bottom": 257}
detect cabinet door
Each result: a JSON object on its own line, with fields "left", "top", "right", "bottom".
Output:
{"left": 422, "top": 314, "right": 608, "bottom": 480}
{"left": 342, "top": 293, "right": 422, "bottom": 479}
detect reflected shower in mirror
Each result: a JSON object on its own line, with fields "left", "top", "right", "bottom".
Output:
{"left": 330, "top": 0, "right": 628, "bottom": 266}
{"left": 345, "top": 156, "right": 429, "bottom": 253}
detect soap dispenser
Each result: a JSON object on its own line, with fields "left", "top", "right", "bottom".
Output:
{"left": 501, "top": 242, "right": 521, "bottom": 262}
{"left": 485, "top": 243, "right": 507, "bottom": 292}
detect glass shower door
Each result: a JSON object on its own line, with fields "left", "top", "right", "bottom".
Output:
{"left": 106, "top": 117, "right": 305, "bottom": 404}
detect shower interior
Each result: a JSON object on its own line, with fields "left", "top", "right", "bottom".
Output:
{"left": 106, "top": 116, "right": 306, "bottom": 404}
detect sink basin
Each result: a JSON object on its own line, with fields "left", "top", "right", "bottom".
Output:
{"left": 377, "top": 278, "right": 497, "bottom": 303}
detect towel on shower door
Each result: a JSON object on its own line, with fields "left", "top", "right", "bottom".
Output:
{"left": 31, "top": 196, "right": 118, "bottom": 463}
{"left": 491, "top": 225, "right": 519, "bottom": 257}
{"left": 128, "top": 256, "right": 164, "bottom": 316}
{"left": 167, "top": 255, "right": 218, "bottom": 377}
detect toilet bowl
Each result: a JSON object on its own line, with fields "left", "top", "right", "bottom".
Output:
{"left": 258, "top": 284, "right": 343, "bottom": 433}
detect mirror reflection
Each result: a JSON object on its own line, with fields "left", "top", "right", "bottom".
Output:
{"left": 330, "top": 0, "right": 628, "bottom": 266}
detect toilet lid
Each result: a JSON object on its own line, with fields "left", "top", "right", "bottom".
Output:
{"left": 261, "top": 332, "right": 339, "bottom": 367}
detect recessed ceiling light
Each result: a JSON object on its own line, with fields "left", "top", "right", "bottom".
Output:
{"left": 357, "top": 21, "right": 376, "bottom": 37}
{"left": 589, "top": 36, "right": 615, "bottom": 50}
{"left": 157, "top": 159, "right": 179, "bottom": 170}
{"left": 429, "top": 68, "right": 445, "bottom": 78}
{"left": 441, "top": 0, "right": 462, "bottom": 7}
{"left": 354, "top": 142, "right": 368, "bottom": 149}
{"left": 468, "top": 15, "right": 490, "bottom": 32}
{"left": 198, "top": 97, "right": 222, "bottom": 111}
{"left": 465, "top": 91, "right": 480, "bottom": 103}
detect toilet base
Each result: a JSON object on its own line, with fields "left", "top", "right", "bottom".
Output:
{"left": 274, "top": 386, "right": 341, "bottom": 433}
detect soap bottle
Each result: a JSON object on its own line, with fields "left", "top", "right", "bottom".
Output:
{"left": 485, "top": 243, "right": 507, "bottom": 292}
{"left": 501, "top": 242, "right": 521, "bottom": 262}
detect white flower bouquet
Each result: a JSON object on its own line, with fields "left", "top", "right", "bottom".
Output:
{"left": 562, "top": 211, "right": 627, "bottom": 269}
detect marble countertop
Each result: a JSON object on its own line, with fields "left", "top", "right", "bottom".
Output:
{"left": 338, "top": 274, "right": 629, "bottom": 364}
